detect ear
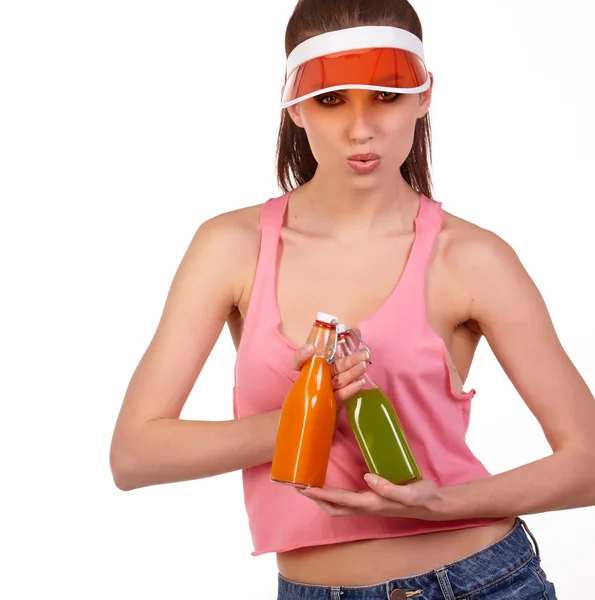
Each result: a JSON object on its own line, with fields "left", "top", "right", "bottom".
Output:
{"left": 287, "top": 103, "right": 305, "bottom": 129}
{"left": 417, "top": 72, "right": 434, "bottom": 118}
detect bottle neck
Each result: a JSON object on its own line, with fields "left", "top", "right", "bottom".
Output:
{"left": 336, "top": 333, "right": 359, "bottom": 357}
{"left": 336, "top": 336, "right": 352, "bottom": 358}
{"left": 336, "top": 332, "right": 376, "bottom": 389}
{"left": 306, "top": 322, "right": 337, "bottom": 361}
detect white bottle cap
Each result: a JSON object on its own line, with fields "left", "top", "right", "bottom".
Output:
{"left": 337, "top": 323, "right": 346, "bottom": 333}
{"left": 316, "top": 312, "right": 338, "bottom": 324}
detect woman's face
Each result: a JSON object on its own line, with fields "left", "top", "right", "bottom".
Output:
{"left": 287, "top": 76, "right": 433, "bottom": 187}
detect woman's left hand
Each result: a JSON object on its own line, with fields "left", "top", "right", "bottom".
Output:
{"left": 299, "top": 474, "right": 448, "bottom": 521}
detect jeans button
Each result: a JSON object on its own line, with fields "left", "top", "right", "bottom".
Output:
{"left": 390, "top": 590, "right": 407, "bottom": 600}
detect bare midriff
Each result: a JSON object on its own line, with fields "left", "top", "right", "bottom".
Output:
{"left": 276, "top": 517, "right": 516, "bottom": 586}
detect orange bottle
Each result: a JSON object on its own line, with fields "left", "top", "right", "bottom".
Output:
{"left": 270, "top": 312, "right": 339, "bottom": 489}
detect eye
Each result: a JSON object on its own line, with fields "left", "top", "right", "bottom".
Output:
{"left": 317, "top": 94, "right": 343, "bottom": 106}
{"left": 377, "top": 91, "right": 401, "bottom": 102}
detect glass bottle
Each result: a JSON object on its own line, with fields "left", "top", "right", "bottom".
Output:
{"left": 336, "top": 325, "right": 421, "bottom": 485}
{"left": 270, "top": 312, "right": 339, "bottom": 489}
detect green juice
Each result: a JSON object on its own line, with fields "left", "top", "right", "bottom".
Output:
{"left": 345, "top": 388, "right": 421, "bottom": 485}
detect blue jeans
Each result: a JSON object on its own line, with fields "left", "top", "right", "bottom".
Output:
{"left": 278, "top": 518, "right": 557, "bottom": 599}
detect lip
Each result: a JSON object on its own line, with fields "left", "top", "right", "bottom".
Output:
{"left": 347, "top": 153, "right": 380, "bottom": 161}
{"left": 347, "top": 154, "right": 381, "bottom": 175}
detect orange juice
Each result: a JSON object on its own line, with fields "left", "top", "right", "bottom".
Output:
{"left": 270, "top": 313, "right": 338, "bottom": 488}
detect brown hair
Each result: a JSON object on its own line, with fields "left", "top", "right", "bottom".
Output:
{"left": 276, "top": 0, "right": 433, "bottom": 198}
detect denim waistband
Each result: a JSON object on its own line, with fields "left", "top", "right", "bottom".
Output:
{"left": 278, "top": 518, "right": 542, "bottom": 600}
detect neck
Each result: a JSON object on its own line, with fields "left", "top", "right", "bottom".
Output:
{"left": 289, "top": 170, "right": 420, "bottom": 240}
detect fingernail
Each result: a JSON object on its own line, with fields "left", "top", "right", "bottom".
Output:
{"left": 357, "top": 378, "right": 365, "bottom": 387}
{"left": 364, "top": 473, "right": 378, "bottom": 486}
{"left": 304, "top": 344, "right": 314, "bottom": 354}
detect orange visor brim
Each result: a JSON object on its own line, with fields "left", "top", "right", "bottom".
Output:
{"left": 281, "top": 47, "right": 428, "bottom": 107}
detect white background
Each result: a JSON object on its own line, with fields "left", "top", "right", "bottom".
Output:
{"left": 1, "top": 1, "right": 594, "bottom": 598}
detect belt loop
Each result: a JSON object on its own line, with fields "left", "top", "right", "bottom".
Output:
{"left": 518, "top": 517, "right": 541, "bottom": 559}
{"left": 434, "top": 567, "right": 455, "bottom": 600}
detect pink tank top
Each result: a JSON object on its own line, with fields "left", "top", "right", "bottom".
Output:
{"left": 233, "top": 191, "right": 504, "bottom": 557}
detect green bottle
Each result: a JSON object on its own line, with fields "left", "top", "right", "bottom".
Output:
{"left": 337, "top": 325, "right": 421, "bottom": 485}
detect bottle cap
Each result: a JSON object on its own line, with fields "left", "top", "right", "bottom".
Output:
{"left": 337, "top": 323, "right": 346, "bottom": 333}
{"left": 316, "top": 312, "right": 338, "bottom": 325}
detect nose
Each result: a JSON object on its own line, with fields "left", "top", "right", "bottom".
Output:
{"left": 347, "top": 100, "right": 375, "bottom": 145}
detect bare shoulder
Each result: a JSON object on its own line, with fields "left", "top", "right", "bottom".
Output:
{"left": 438, "top": 208, "right": 522, "bottom": 278}
{"left": 437, "top": 207, "right": 539, "bottom": 333}
{"left": 193, "top": 203, "right": 262, "bottom": 256}
{"left": 189, "top": 203, "right": 263, "bottom": 299}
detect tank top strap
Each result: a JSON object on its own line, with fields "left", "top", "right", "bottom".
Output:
{"left": 243, "top": 192, "right": 290, "bottom": 323}
{"left": 259, "top": 192, "right": 290, "bottom": 250}
{"left": 414, "top": 193, "right": 443, "bottom": 262}
{"left": 398, "top": 193, "right": 443, "bottom": 302}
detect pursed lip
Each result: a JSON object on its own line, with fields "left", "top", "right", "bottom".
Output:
{"left": 347, "top": 153, "right": 380, "bottom": 161}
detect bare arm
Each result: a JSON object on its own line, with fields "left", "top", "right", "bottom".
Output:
{"left": 440, "top": 231, "right": 595, "bottom": 518}
{"left": 294, "top": 224, "right": 595, "bottom": 520}
{"left": 112, "top": 412, "right": 282, "bottom": 491}
{"left": 110, "top": 212, "right": 286, "bottom": 491}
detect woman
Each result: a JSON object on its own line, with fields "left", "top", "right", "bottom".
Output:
{"left": 110, "top": 1, "right": 595, "bottom": 598}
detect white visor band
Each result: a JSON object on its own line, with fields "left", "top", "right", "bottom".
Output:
{"left": 281, "top": 26, "right": 430, "bottom": 108}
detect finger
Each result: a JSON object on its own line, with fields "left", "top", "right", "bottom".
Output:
{"left": 364, "top": 474, "right": 415, "bottom": 505}
{"left": 331, "top": 349, "right": 370, "bottom": 376}
{"left": 301, "top": 486, "right": 366, "bottom": 510}
{"left": 334, "top": 378, "right": 366, "bottom": 404}
{"left": 332, "top": 361, "right": 368, "bottom": 393}
{"left": 309, "top": 497, "right": 354, "bottom": 518}
{"left": 304, "top": 487, "right": 389, "bottom": 516}
{"left": 291, "top": 344, "right": 315, "bottom": 371}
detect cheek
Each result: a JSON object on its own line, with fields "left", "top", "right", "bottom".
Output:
{"left": 302, "top": 118, "right": 339, "bottom": 162}
{"left": 386, "top": 111, "right": 419, "bottom": 160}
